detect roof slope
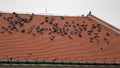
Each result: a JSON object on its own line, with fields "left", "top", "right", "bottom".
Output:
{"left": 0, "top": 12, "right": 120, "bottom": 62}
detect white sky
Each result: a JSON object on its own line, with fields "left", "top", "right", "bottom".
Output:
{"left": 0, "top": 0, "right": 120, "bottom": 29}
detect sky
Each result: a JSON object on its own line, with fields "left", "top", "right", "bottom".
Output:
{"left": 0, "top": 0, "right": 120, "bottom": 29}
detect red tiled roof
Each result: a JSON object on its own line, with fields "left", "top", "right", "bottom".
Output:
{"left": 0, "top": 12, "right": 120, "bottom": 62}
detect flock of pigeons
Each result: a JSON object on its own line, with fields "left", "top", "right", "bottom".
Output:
{"left": 0, "top": 12, "right": 110, "bottom": 44}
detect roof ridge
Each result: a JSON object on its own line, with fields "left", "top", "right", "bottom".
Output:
{"left": 87, "top": 14, "right": 120, "bottom": 34}
{"left": 0, "top": 11, "right": 85, "bottom": 17}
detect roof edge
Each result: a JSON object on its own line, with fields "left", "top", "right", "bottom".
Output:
{"left": 0, "top": 11, "right": 85, "bottom": 17}
{"left": 87, "top": 14, "right": 120, "bottom": 34}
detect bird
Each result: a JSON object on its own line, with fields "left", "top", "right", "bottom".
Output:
{"left": 82, "top": 14, "right": 84, "bottom": 17}
{"left": 68, "top": 35, "right": 72, "bottom": 39}
{"left": 32, "top": 33, "right": 36, "bottom": 36}
{"left": 1, "top": 25, "right": 8, "bottom": 30}
{"left": 8, "top": 31, "right": 12, "bottom": 34}
{"left": 98, "top": 29, "right": 101, "bottom": 32}
{"left": 40, "top": 21, "right": 44, "bottom": 25}
{"left": 78, "top": 34, "right": 82, "bottom": 37}
{"left": 13, "top": 12, "right": 16, "bottom": 15}
{"left": 19, "top": 23, "right": 24, "bottom": 27}
{"left": 89, "top": 37, "right": 93, "bottom": 43}
{"left": 106, "top": 40, "right": 110, "bottom": 44}
{"left": 50, "top": 36, "right": 55, "bottom": 40}
{"left": 100, "top": 48, "right": 103, "bottom": 50}
{"left": 0, "top": 12, "right": 2, "bottom": 16}
{"left": 21, "top": 29, "right": 25, "bottom": 33}
{"left": 27, "top": 29, "right": 32, "bottom": 34}
{"left": 60, "top": 16, "right": 64, "bottom": 20}
{"left": 106, "top": 32, "right": 110, "bottom": 36}
{"left": 104, "top": 38, "right": 107, "bottom": 41}
{"left": 89, "top": 11, "right": 91, "bottom": 14}
{"left": 0, "top": 30, "right": 4, "bottom": 34}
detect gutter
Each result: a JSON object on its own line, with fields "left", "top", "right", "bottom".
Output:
{"left": 0, "top": 60, "right": 120, "bottom": 66}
